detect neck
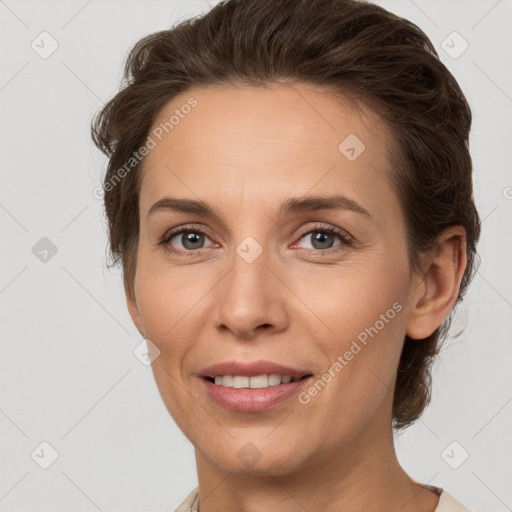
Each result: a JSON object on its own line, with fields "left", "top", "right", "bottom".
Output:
{"left": 193, "top": 411, "right": 440, "bottom": 512}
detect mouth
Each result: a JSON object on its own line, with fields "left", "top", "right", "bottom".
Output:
{"left": 198, "top": 360, "right": 314, "bottom": 412}
{"left": 202, "top": 373, "right": 313, "bottom": 388}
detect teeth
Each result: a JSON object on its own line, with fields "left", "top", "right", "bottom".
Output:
{"left": 268, "top": 374, "right": 282, "bottom": 386}
{"left": 248, "top": 375, "right": 267, "bottom": 388}
{"left": 234, "top": 376, "right": 250, "bottom": 388}
{"left": 212, "top": 374, "right": 298, "bottom": 388}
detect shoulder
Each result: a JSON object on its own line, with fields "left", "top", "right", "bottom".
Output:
{"left": 436, "top": 490, "right": 475, "bottom": 512}
{"left": 424, "top": 484, "right": 474, "bottom": 512}
{"left": 172, "top": 485, "right": 476, "bottom": 512}
{"left": 172, "top": 487, "right": 199, "bottom": 512}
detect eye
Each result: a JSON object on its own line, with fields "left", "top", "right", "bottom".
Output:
{"left": 161, "top": 226, "right": 215, "bottom": 254}
{"left": 160, "top": 222, "right": 352, "bottom": 256}
{"left": 293, "top": 223, "right": 352, "bottom": 252}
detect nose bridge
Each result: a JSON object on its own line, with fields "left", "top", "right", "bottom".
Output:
{"left": 226, "top": 233, "right": 271, "bottom": 307}
{"left": 213, "top": 232, "right": 287, "bottom": 337}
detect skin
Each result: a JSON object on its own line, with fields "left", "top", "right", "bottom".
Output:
{"left": 125, "top": 82, "right": 467, "bottom": 512}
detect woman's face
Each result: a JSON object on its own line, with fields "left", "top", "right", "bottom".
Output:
{"left": 127, "top": 82, "right": 423, "bottom": 475}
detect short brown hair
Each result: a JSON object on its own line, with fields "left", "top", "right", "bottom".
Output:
{"left": 91, "top": 0, "right": 481, "bottom": 431}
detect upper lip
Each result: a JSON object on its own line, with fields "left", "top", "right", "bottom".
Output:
{"left": 199, "top": 360, "right": 312, "bottom": 379}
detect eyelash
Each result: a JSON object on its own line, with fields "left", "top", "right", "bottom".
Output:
{"left": 160, "top": 223, "right": 353, "bottom": 256}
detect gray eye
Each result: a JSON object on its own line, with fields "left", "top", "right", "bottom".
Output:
{"left": 169, "top": 230, "right": 211, "bottom": 251}
{"left": 298, "top": 230, "right": 342, "bottom": 250}
{"left": 309, "top": 231, "right": 336, "bottom": 250}
{"left": 182, "top": 232, "right": 205, "bottom": 250}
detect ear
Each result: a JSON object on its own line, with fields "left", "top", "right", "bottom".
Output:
{"left": 406, "top": 226, "right": 467, "bottom": 340}
{"left": 124, "top": 277, "right": 145, "bottom": 338}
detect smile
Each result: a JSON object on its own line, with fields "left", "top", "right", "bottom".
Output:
{"left": 208, "top": 374, "right": 307, "bottom": 388}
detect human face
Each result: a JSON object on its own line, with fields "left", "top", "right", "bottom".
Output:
{"left": 127, "top": 82, "right": 416, "bottom": 475}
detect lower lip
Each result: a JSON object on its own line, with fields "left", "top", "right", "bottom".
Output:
{"left": 200, "top": 376, "right": 313, "bottom": 412}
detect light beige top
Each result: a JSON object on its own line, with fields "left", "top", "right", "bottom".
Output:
{"left": 173, "top": 484, "right": 474, "bottom": 512}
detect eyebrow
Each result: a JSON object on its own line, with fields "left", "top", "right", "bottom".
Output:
{"left": 147, "top": 194, "right": 371, "bottom": 220}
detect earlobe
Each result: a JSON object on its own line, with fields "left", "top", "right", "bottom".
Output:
{"left": 406, "top": 227, "right": 467, "bottom": 340}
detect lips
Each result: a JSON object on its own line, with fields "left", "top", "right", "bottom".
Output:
{"left": 197, "top": 360, "right": 314, "bottom": 412}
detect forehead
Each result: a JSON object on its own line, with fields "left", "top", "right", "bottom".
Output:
{"left": 139, "top": 82, "right": 396, "bottom": 221}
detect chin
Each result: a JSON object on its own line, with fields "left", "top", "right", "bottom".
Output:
{"left": 201, "top": 437, "right": 313, "bottom": 477}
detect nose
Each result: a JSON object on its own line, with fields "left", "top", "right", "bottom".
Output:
{"left": 214, "top": 246, "right": 289, "bottom": 340}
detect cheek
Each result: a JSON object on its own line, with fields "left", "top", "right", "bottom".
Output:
{"left": 288, "top": 254, "right": 409, "bottom": 413}
{"left": 133, "top": 253, "right": 209, "bottom": 342}
{"left": 290, "top": 251, "right": 408, "bottom": 348}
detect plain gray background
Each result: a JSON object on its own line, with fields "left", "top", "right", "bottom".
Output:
{"left": 1, "top": 0, "right": 511, "bottom": 510}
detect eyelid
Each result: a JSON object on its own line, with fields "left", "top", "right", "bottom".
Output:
{"left": 295, "top": 223, "right": 352, "bottom": 242}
